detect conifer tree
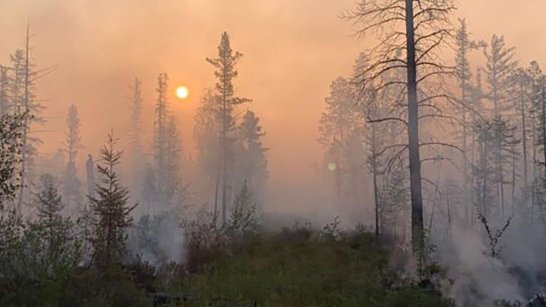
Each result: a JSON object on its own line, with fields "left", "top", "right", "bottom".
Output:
{"left": 484, "top": 35, "right": 518, "bottom": 215}
{"left": 207, "top": 32, "right": 250, "bottom": 226}
{"left": 237, "top": 110, "right": 268, "bottom": 211}
{"left": 62, "top": 104, "right": 82, "bottom": 211}
{"left": 129, "top": 78, "right": 144, "bottom": 194}
{"left": 509, "top": 68, "right": 532, "bottom": 202}
{"left": 318, "top": 77, "right": 359, "bottom": 210}
{"left": 89, "top": 132, "right": 136, "bottom": 268}
{"left": 454, "top": 19, "right": 483, "bottom": 221}
{"left": 150, "top": 73, "right": 185, "bottom": 211}
{"left": 12, "top": 25, "right": 48, "bottom": 213}
{"left": 164, "top": 115, "right": 183, "bottom": 207}
{"left": 34, "top": 174, "right": 75, "bottom": 253}
{"left": 530, "top": 64, "right": 546, "bottom": 218}
{"left": 193, "top": 89, "right": 221, "bottom": 211}
{"left": 528, "top": 61, "right": 542, "bottom": 213}
{"left": 473, "top": 116, "right": 519, "bottom": 218}
{"left": 153, "top": 73, "right": 169, "bottom": 202}
{"left": 35, "top": 174, "right": 64, "bottom": 232}
{"left": 484, "top": 35, "right": 517, "bottom": 115}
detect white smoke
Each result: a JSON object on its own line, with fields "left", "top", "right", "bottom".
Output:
{"left": 440, "top": 221, "right": 523, "bottom": 306}
{"left": 128, "top": 212, "right": 185, "bottom": 267}
{"left": 431, "top": 212, "right": 546, "bottom": 307}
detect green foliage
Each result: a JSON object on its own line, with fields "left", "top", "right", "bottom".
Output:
{"left": 319, "top": 215, "right": 345, "bottom": 241}
{"left": 58, "top": 266, "right": 149, "bottom": 307}
{"left": 172, "top": 228, "right": 452, "bottom": 307}
{"left": 0, "top": 112, "right": 27, "bottom": 205}
{"left": 225, "top": 182, "right": 258, "bottom": 239}
{"left": 0, "top": 205, "right": 82, "bottom": 306}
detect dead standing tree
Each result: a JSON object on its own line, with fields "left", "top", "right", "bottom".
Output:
{"left": 346, "top": 0, "right": 456, "bottom": 255}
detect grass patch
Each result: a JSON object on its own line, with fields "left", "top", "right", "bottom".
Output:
{"left": 169, "top": 228, "right": 452, "bottom": 307}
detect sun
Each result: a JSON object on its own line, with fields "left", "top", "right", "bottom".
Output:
{"left": 176, "top": 85, "right": 189, "bottom": 100}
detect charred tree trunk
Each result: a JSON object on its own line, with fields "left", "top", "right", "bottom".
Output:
{"left": 520, "top": 82, "right": 529, "bottom": 192}
{"left": 405, "top": 0, "right": 424, "bottom": 254}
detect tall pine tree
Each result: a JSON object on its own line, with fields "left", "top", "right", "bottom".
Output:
{"left": 207, "top": 32, "right": 250, "bottom": 226}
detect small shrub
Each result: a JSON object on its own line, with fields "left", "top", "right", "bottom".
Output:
{"left": 319, "top": 215, "right": 345, "bottom": 241}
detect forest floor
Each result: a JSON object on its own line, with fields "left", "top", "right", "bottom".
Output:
{"left": 158, "top": 226, "right": 452, "bottom": 307}
{"left": 0, "top": 222, "right": 454, "bottom": 306}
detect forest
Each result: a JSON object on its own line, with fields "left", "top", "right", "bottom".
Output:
{"left": 0, "top": 0, "right": 545, "bottom": 306}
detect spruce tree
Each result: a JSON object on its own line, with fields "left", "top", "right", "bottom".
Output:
{"left": 88, "top": 132, "right": 136, "bottom": 268}
{"left": 484, "top": 35, "right": 518, "bottom": 215}
{"left": 62, "top": 104, "right": 82, "bottom": 211}
{"left": 237, "top": 110, "right": 268, "bottom": 211}
{"left": 34, "top": 173, "right": 79, "bottom": 265}
{"left": 153, "top": 73, "right": 169, "bottom": 204}
{"left": 129, "top": 78, "right": 144, "bottom": 197}
{"left": 484, "top": 35, "right": 517, "bottom": 115}
{"left": 454, "top": 19, "right": 483, "bottom": 222}
{"left": 164, "top": 115, "right": 183, "bottom": 208}
{"left": 207, "top": 32, "right": 250, "bottom": 226}
{"left": 318, "top": 77, "right": 359, "bottom": 210}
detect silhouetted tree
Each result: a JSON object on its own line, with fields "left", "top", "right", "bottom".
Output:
{"left": 62, "top": 104, "right": 82, "bottom": 211}
{"left": 193, "top": 89, "right": 221, "bottom": 212}
{"left": 207, "top": 32, "right": 250, "bottom": 226}
{"left": 128, "top": 78, "right": 144, "bottom": 195}
{"left": 164, "top": 115, "right": 183, "bottom": 208}
{"left": 34, "top": 173, "right": 79, "bottom": 262}
{"left": 454, "top": 19, "right": 483, "bottom": 222}
{"left": 318, "top": 77, "right": 361, "bottom": 212}
{"left": 237, "top": 110, "right": 268, "bottom": 213}
{"left": 346, "top": 0, "right": 456, "bottom": 254}
{"left": 16, "top": 25, "right": 47, "bottom": 213}
{"left": 509, "top": 68, "right": 532, "bottom": 203}
{"left": 473, "top": 116, "right": 519, "bottom": 218}
{"left": 89, "top": 132, "right": 136, "bottom": 268}
{"left": 153, "top": 73, "right": 169, "bottom": 204}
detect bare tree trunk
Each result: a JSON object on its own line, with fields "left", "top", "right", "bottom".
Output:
{"left": 369, "top": 95, "right": 381, "bottom": 240}
{"left": 541, "top": 87, "right": 546, "bottom": 207}
{"left": 531, "top": 113, "right": 538, "bottom": 216}
{"left": 405, "top": 0, "right": 424, "bottom": 254}
{"left": 17, "top": 23, "right": 31, "bottom": 215}
{"left": 511, "top": 144, "right": 516, "bottom": 214}
{"left": 462, "top": 83, "right": 469, "bottom": 222}
{"left": 520, "top": 83, "right": 529, "bottom": 192}
{"left": 373, "top": 169, "right": 380, "bottom": 239}
{"left": 213, "top": 156, "right": 221, "bottom": 226}
{"left": 481, "top": 142, "right": 488, "bottom": 217}
{"left": 221, "top": 76, "right": 228, "bottom": 227}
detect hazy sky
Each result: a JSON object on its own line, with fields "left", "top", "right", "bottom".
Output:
{"left": 1, "top": 0, "right": 545, "bottom": 213}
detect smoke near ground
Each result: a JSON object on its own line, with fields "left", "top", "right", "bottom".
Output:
{"left": 2, "top": 1, "right": 546, "bottom": 306}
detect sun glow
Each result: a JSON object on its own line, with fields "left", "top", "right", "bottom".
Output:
{"left": 176, "top": 86, "right": 189, "bottom": 100}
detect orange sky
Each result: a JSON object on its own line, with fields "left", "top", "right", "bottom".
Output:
{"left": 1, "top": 0, "right": 546, "bottom": 214}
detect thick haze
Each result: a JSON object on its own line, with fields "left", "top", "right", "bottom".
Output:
{"left": 0, "top": 0, "right": 544, "bottom": 215}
